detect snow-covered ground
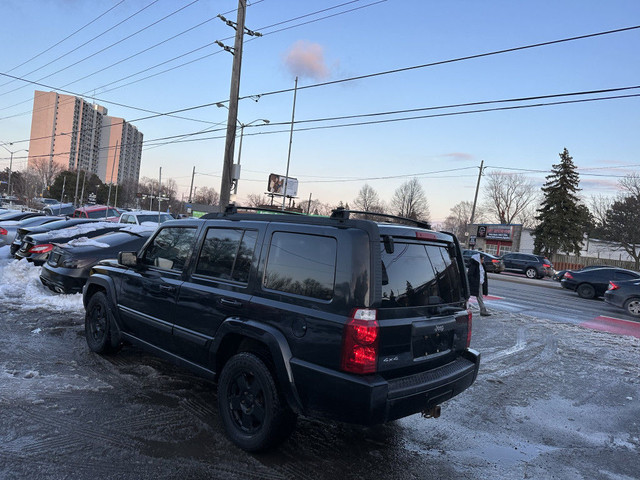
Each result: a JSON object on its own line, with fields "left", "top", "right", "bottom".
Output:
{"left": 0, "top": 245, "right": 83, "bottom": 313}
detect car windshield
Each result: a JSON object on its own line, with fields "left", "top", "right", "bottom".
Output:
{"left": 136, "top": 214, "right": 173, "bottom": 224}
{"left": 87, "top": 208, "right": 119, "bottom": 219}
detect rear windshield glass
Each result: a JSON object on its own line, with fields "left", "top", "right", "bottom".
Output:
{"left": 380, "top": 241, "right": 463, "bottom": 307}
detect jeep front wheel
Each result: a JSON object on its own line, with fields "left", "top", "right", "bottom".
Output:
{"left": 218, "top": 352, "right": 296, "bottom": 452}
{"left": 85, "top": 292, "right": 118, "bottom": 354}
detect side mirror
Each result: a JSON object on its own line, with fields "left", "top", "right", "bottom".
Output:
{"left": 383, "top": 235, "right": 394, "bottom": 254}
{"left": 118, "top": 251, "right": 138, "bottom": 267}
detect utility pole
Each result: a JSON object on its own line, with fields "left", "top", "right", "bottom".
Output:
{"left": 188, "top": 166, "right": 195, "bottom": 202}
{"left": 217, "top": 1, "right": 261, "bottom": 210}
{"left": 106, "top": 141, "right": 118, "bottom": 213}
{"left": 282, "top": 76, "right": 298, "bottom": 211}
{"left": 469, "top": 160, "right": 485, "bottom": 248}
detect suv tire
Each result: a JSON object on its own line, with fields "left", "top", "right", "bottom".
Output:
{"left": 217, "top": 352, "right": 296, "bottom": 452}
{"left": 624, "top": 298, "right": 640, "bottom": 317}
{"left": 85, "top": 292, "right": 118, "bottom": 354}
{"left": 577, "top": 283, "right": 596, "bottom": 299}
{"left": 525, "top": 267, "right": 538, "bottom": 279}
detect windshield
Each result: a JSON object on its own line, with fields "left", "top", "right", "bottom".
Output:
{"left": 136, "top": 214, "right": 173, "bottom": 224}
{"left": 380, "top": 241, "right": 464, "bottom": 307}
{"left": 87, "top": 208, "right": 119, "bottom": 219}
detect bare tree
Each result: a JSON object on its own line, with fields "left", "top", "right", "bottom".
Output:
{"left": 589, "top": 193, "right": 613, "bottom": 228}
{"left": 352, "top": 184, "right": 385, "bottom": 214}
{"left": 245, "top": 193, "right": 272, "bottom": 207}
{"left": 483, "top": 171, "right": 537, "bottom": 224}
{"left": 390, "top": 178, "right": 430, "bottom": 221}
{"left": 619, "top": 173, "right": 640, "bottom": 197}
{"left": 193, "top": 186, "right": 219, "bottom": 206}
{"left": 442, "top": 201, "right": 485, "bottom": 239}
{"left": 29, "top": 158, "right": 63, "bottom": 195}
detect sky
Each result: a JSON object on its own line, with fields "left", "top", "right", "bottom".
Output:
{"left": 0, "top": 0, "right": 639, "bottom": 223}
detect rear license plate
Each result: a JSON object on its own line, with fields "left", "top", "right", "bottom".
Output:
{"left": 412, "top": 331, "right": 453, "bottom": 358}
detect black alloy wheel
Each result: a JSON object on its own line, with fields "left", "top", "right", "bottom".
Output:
{"left": 576, "top": 283, "right": 596, "bottom": 299}
{"left": 218, "top": 352, "right": 296, "bottom": 452}
{"left": 85, "top": 292, "right": 117, "bottom": 353}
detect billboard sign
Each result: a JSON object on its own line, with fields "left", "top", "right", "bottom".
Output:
{"left": 267, "top": 173, "right": 298, "bottom": 197}
{"left": 486, "top": 225, "right": 513, "bottom": 240}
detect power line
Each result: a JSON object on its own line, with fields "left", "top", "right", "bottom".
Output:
{"left": 239, "top": 25, "right": 640, "bottom": 101}
{"left": 0, "top": 0, "right": 162, "bottom": 96}
{"left": 0, "top": 0, "right": 126, "bottom": 80}
{"left": 0, "top": 0, "right": 361, "bottom": 118}
{"left": 0, "top": 0, "right": 202, "bottom": 101}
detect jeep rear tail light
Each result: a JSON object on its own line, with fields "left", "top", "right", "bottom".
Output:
{"left": 29, "top": 244, "right": 54, "bottom": 254}
{"left": 0, "top": 227, "right": 7, "bottom": 236}
{"left": 341, "top": 309, "right": 379, "bottom": 374}
{"left": 491, "top": 259, "right": 499, "bottom": 264}
{"left": 456, "top": 309, "right": 473, "bottom": 348}
{"left": 564, "top": 272, "right": 574, "bottom": 279}
{"left": 608, "top": 281, "right": 619, "bottom": 291}
{"left": 543, "top": 263, "right": 551, "bottom": 268}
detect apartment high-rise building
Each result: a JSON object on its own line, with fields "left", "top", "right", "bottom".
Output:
{"left": 27, "top": 91, "right": 143, "bottom": 185}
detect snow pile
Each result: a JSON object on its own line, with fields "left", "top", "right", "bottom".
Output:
{"left": 36, "top": 221, "right": 118, "bottom": 240}
{"left": 64, "top": 237, "right": 110, "bottom": 249}
{"left": 0, "top": 247, "right": 83, "bottom": 312}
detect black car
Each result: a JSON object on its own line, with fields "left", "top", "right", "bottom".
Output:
{"left": 11, "top": 218, "right": 100, "bottom": 256}
{"left": 82, "top": 206, "right": 479, "bottom": 452}
{"left": 462, "top": 250, "right": 505, "bottom": 273}
{"left": 0, "top": 210, "right": 43, "bottom": 222}
{"left": 16, "top": 221, "right": 125, "bottom": 265}
{"left": 40, "top": 228, "right": 154, "bottom": 294}
{"left": 560, "top": 267, "right": 640, "bottom": 299}
{"left": 501, "top": 252, "right": 554, "bottom": 279}
{"left": 604, "top": 278, "right": 640, "bottom": 317}
{"left": 553, "top": 264, "right": 609, "bottom": 282}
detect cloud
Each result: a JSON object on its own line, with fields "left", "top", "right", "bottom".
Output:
{"left": 441, "top": 152, "right": 474, "bottom": 161}
{"left": 283, "top": 41, "right": 330, "bottom": 80}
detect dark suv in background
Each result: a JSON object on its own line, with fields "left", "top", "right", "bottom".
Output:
{"left": 501, "top": 252, "right": 554, "bottom": 279}
{"left": 82, "top": 207, "right": 480, "bottom": 452}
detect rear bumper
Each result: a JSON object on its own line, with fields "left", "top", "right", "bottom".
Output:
{"left": 289, "top": 349, "right": 480, "bottom": 425}
{"left": 40, "top": 265, "right": 86, "bottom": 294}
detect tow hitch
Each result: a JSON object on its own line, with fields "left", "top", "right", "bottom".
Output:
{"left": 421, "top": 405, "right": 441, "bottom": 419}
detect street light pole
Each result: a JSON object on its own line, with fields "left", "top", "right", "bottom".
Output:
{"left": 0, "top": 142, "right": 27, "bottom": 197}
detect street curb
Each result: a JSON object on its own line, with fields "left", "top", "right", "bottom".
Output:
{"left": 487, "top": 272, "right": 563, "bottom": 290}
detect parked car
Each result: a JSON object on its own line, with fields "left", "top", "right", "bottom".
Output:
{"left": 553, "top": 264, "right": 609, "bottom": 282}
{"left": 0, "top": 215, "right": 63, "bottom": 248}
{"left": 15, "top": 221, "right": 125, "bottom": 265}
{"left": 0, "top": 210, "right": 43, "bottom": 222}
{"left": 82, "top": 206, "right": 479, "bottom": 452}
{"left": 462, "top": 250, "right": 505, "bottom": 273}
{"left": 11, "top": 218, "right": 99, "bottom": 256}
{"left": 40, "top": 226, "right": 155, "bottom": 294}
{"left": 604, "top": 279, "right": 640, "bottom": 317}
{"left": 501, "top": 252, "right": 554, "bottom": 279}
{"left": 43, "top": 202, "right": 75, "bottom": 216}
{"left": 560, "top": 267, "right": 640, "bottom": 299}
{"left": 72, "top": 205, "right": 121, "bottom": 222}
{"left": 118, "top": 210, "right": 174, "bottom": 225}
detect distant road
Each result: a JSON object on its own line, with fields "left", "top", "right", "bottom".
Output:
{"left": 477, "top": 273, "right": 640, "bottom": 338}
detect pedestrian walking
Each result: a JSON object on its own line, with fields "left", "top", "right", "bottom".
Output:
{"left": 468, "top": 252, "right": 491, "bottom": 316}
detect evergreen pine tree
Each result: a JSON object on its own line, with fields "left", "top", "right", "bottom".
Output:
{"left": 533, "top": 148, "right": 591, "bottom": 257}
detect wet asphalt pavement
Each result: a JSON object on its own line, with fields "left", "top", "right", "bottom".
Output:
{"left": 1, "top": 294, "right": 639, "bottom": 479}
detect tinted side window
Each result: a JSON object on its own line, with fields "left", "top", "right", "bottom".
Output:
{"left": 381, "top": 242, "right": 463, "bottom": 307}
{"left": 263, "top": 232, "right": 336, "bottom": 300}
{"left": 195, "top": 228, "right": 257, "bottom": 283}
{"left": 142, "top": 227, "right": 197, "bottom": 271}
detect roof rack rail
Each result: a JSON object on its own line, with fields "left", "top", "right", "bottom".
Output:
{"left": 200, "top": 204, "right": 306, "bottom": 219}
{"left": 330, "top": 207, "right": 431, "bottom": 229}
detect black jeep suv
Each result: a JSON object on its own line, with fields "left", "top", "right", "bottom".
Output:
{"left": 82, "top": 207, "right": 480, "bottom": 452}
